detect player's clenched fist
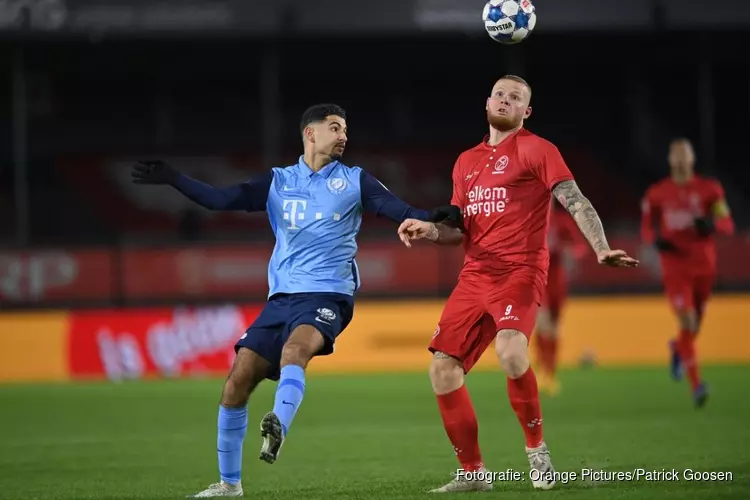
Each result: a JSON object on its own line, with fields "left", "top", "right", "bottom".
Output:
{"left": 398, "top": 219, "right": 438, "bottom": 248}
{"left": 596, "top": 249, "right": 639, "bottom": 268}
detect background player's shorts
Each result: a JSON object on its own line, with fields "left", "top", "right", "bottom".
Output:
{"left": 429, "top": 270, "right": 543, "bottom": 373}
{"left": 235, "top": 292, "right": 354, "bottom": 380}
{"left": 663, "top": 272, "right": 715, "bottom": 318}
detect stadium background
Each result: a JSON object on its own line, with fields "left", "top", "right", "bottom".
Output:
{"left": 1, "top": 0, "right": 749, "bottom": 381}
{"left": 0, "top": 2, "right": 749, "bottom": 499}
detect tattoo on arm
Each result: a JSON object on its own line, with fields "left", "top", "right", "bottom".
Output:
{"left": 552, "top": 180, "right": 610, "bottom": 254}
{"left": 429, "top": 223, "right": 464, "bottom": 246}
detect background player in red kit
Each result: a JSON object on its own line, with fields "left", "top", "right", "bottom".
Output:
{"left": 397, "top": 75, "right": 638, "bottom": 493}
{"left": 641, "top": 138, "right": 734, "bottom": 408}
{"left": 535, "top": 200, "right": 587, "bottom": 395}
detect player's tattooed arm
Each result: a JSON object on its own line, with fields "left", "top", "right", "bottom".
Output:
{"left": 552, "top": 180, "right": 610, "bottom": 254}
{"left": 428, "top": 223, "right": 464, "bottom": 246}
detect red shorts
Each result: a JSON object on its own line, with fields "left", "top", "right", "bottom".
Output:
{"left": 663, "top": 272, "right": 715, "bottom": 317}
{"left": 429, "top": 270, "right": 543, "bottom": 373}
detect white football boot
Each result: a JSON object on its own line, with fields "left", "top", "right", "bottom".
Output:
{"left": 189, "top": 481, "right": 243, "bottom": 498}
{"left": 527, "top": 441, "right": 556, "bottom": 490}
{"left": 429, "top": 466, "right": 494, "bottom": 493}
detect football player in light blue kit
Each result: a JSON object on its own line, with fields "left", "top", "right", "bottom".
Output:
{"left": 132, "top": 104, "right": 443, "bottom": 498}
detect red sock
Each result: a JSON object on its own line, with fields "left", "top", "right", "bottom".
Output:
{"left": 548, "top": 337, "right": 559, "bottom": 376}
{"left": 677, "top": 328, "right": 701, "bottom": 391}
{"left": 507, "top": 367, "right": 544, "bottom": 448}
{"left": 436, "top": 385, "right": 483, "bottom": 471}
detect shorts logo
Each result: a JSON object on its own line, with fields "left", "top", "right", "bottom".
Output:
{"left": 498, "top": 304, "right": 519, "bottom": 323}
{"left": 327, "top": 178, "right": 347, "bottom": 194}
{"left": 315, "top": 307, "right": 336, "bottom": 325}
{"left": 432, "top": 325, "right": 441, "bottom": 339}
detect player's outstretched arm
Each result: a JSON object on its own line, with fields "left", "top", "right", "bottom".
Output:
{"left": 432, "top": 223, "right": 464, "bottom": 245}
{"left": 132, "top": 160, "right": 271, "bottom": 212}
{"left": 552, "top": 180, "right": 638, "bottom": 267}
{"left": 360, "top": 171, "right": 431, "bottom": 222}
{"left": 397, "top": 220, "right": 463, "bottom": 247}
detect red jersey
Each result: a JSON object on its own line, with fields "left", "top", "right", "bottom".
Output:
{"left": 451, "top": 128, "right": 575, "bottom": 282}
{"left": 640, "top": 176, "right": 734, "bottom": 275}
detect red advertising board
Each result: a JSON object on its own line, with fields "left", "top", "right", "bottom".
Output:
{"left": 121, "top": 246, "right": 271, "bottom": 298}
{"left": 119, "top": 242, "right": 450, "bottom": 300}
{"left": 2, "top": 232, "right": 750, "bottom": 306}
{"left": 68, "top": 305, "right": 264, "bottom": 379}
{"left": 0, "top": 250, "right": 114, "bottom": 303}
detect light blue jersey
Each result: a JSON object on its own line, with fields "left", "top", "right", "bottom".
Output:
{"left": 174, "top": 155, "right": 430, "bottom": 298}
{"left": 266, "top": 158, "right": 365, "bottom": 296}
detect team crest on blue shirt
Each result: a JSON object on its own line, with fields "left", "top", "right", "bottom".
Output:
{"left": 327, "top": 177, "right": 347, "bottom": 194}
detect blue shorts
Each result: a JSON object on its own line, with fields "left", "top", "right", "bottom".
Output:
{"left": 235, "top": 292, "right": 354, "bottom": 380}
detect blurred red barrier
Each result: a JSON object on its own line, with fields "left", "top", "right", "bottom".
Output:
{"left": 0, "top": 250, "right": 114, "bottom": 303}
{"left": 2, "top": 233, "right": 749, "bottom": 305}
{"left": 119, "top": 242, "right": 449, "bottom": 299}
{"left": 68, "top": 305, "right": 263, "bottom": 379}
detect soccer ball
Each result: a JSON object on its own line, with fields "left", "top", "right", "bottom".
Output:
{"left": 482, "top": 0, "right": 536, "bottom": 45}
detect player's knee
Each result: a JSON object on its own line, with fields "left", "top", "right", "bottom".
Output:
{"left": 281, "top": 325, "right": 326, "bottom": 367}
{"left": 498, "top": 348, "right": 530, "bottom": 378}
{"left": 221, "top": 348, "right": 267, "bottom": 407}
{"left": 429, "top": 352, "right": 464, "bottom": 395}
{"left": 222, "top": 366, "right": 261, "bottom": 407}
{"left": 280, "top": 341, "right": 314, "bottom": 367}
{"left": 677, "top": 310, "right": 699, "bottom": 333}
{"left": 495, "top": 330, "right": 530, "bottom": 378}
{"left": 536, "top": 309, "right": 553, "bottom": 335}
{"left": 546, "top": 324, "right": 559, "bottom": 338}
{"left": 535, "top": 323, "right": 558, "bottom": 339}
{"left": 222, "top": 376, "right": 251, "bottom": 407}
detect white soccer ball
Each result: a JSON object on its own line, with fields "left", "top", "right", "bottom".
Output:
{"left": 482, "top": 0, "right": 536, "bottom": 45}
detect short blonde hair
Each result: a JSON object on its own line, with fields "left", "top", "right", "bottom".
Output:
{"left": 498, "top": 74, "right": 532, "bottom": 98}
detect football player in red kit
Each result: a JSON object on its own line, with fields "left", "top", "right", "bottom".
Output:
{"left": 397, "top": 75, "right": 638, "bottom": 493}
{"left": 641, "top": 138, "right": 734, "bottom": 408}
{"left": 535, "top": 200, "right": 587, "bottom": 395}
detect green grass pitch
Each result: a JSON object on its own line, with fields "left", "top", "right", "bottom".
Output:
{"left": 1, "top": 366, "right": 749, "bottom": 499}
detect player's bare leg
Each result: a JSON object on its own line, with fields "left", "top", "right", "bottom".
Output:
{"left": 428, "top": 351, "right": 493, "bottom": 493}
{"left": 495, "top": 329, "right": 555, "bottom": 490}
{"left": 192, "top": 348, "right": 271, "bottom": 498}
{"left": 534, "top": 308, "right": 560, "bottom": 396}
{"left": 260, "top": 325, "right": 325, "bottom": 464}
{"left": 673, "top": 308, "right": 707, "bottom": 407}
